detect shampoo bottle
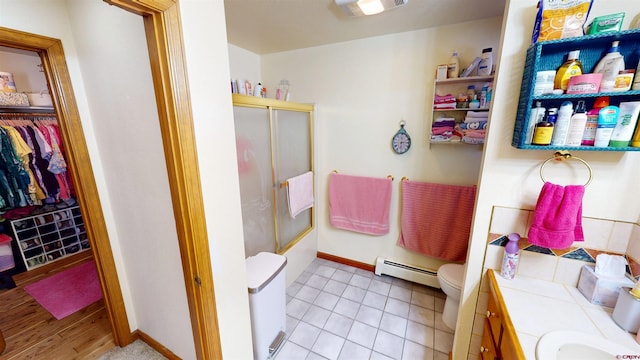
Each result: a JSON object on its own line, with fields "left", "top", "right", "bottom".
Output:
{"left": 565, "top": 100, "right": 588, "bottom": 146}
{"left": 500, "top": 233, "right": 521, "bottom": 280}
{"left": 554, "top": 51, "right": 583, "bottom": 91}
{"left": 532, "top": 109, "right": 555, "bottom": 146}
{"left": 478, "top": 48, "right": 493, "bottom": 76}
{"left": 447, "top": 51, "right": 460, "bottom": 79}
{"left": 550, "top": 101, "right": 573, "bottom": 146}
{"left": 582, "top": 96, "right": 609, "bottom": 146}
{"left": 525, "top": 101, "right": 546, "bottom": 145}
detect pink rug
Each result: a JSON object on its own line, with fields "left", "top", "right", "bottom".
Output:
{"left": 24, "top": 260, "right": 102, "bottom": 320}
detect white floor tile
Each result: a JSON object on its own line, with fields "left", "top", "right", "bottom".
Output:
{"left": 411, "top": 290, "right": 435, "bottom": 310}
{"left": 373, "top": 330, "right": 404, "bottom": 360}
{"left": 369, "top": 279, "right": 392, "bottom": 296}
{"left": 342, "top": 285, "right": 367, "bottom": 303}
{"left": 324, "top": 312, "right": 354, "bottom": 338}
{"left": 332, "top": 269, "right": 354, "bottom": 283}
{"left": 434, "top": 329, "right": 454, "bottom": 354}
{"left": 389, "top": 285, "right": 412, "bottom": 302}
{"left": 333, "top": 297, "right": 360, "bottom": 319}
{"left": 324, "top": 279, "right": 348, "bottom": 296}
{"left": 314, "top": 291, "right": 340, "bottom": 311}
{"left": 315, "top": 265, "right": 337, "bottom": 278}
{"left": 385, "top": 298, "right": 410, "bottom": 318}
{"left": 370, "top": 351, "right": 395, "bottom": 360}
{"left": 406, "top": 320, "right": 434, "bottom": 348}
{"left": 347, "top": 321, "right": 377, "bottom": 348}
{"left": 355, "top": 304, "right": 383, "bottom": 328}
{"left": 338, "top": 340, "right": 371, "bottom": 360}
{"left": 312, "top": 330, "right": 345, "bottom": 360}
{"left": 408, "top": 304, "right": 435, "bottom": 327}
{"left": 402, "top": 340, "right": 433, "bottom": 360}
{"left": 379, "top": 312, "right": 408, "bottom": 338}
{"left": 302, "top": 305, "right": 332, "bottom": 328}
{"left": 274, "top": 341, "right": 309, "bottom": 360}
{"left": 307, "top": 274, "right": 330, "bottom": 290}
{"left": 349, "top": 274, "right": 372, "bottom": 289}
{"left": 362, "top": 291, "right": 388, "bottom": 310}
{"left": 296, "top": 285, "right": 321, "bottom": 303}
{"left": 289, "top": 321, "right": 321, "bottom": 349}
{"left": 287, "top": 298, "right": 311, "bottom": 320}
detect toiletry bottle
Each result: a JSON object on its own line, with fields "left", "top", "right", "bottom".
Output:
{"left": 469, "top": 95, "right": 480, "bottom": 109}
{"left": 582, "top": 96, "right": 609, "bottom": 146}
{"left": 532, "top": 109, "right": 555, "bottom": 146}
{"left": 486, "top": 84, "right": 493, "bottom": 108}
{"left": 609, "top": 101, "right": 640, "bottom": 147}
{"left": 633, "top": 61, "right": 640, "bottom": 91}
{"left": 594, "top": 105, "right": 620, "bottom": 147}
{"left": 565, "top": 100, "right": 588, "bottom": 146}
{"left": 525, "top": 101, "right": 546, "bottom": 145}
{"left": 554, "top": 50, "right": 583, "bottom": 91}
{"left": 478, "top": 48, "right": 493, "bottom": 76}
{"left": 466, "top": 85, "right": 475, "bottom": 100}
{"left": 479, "top": 84, "right": 488, "bottom": 108}
{"left": 594, "top": 41, "right": 625, "bottom": 92}
{"left": 550, "top": 101, "right": 573, "bottom": 146}
{"left": 447, "top": 51, "right": 460, "bottom": 79}
{"left": 500, "top": 233, "right": 520, "bottom": 280}
{"left": 631, "top": 119, "right": 640, "bottom": 147}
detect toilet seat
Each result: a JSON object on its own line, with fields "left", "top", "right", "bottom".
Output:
{"left": 438, "top": 264, "right": 464, "bottom": 289}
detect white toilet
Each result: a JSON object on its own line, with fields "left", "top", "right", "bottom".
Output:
{"left": 437, "top": 263, "right": 465, "bottom": 331}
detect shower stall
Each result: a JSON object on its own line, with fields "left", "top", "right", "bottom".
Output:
{"left": 232, "top": 95, "right": 315, "bottom": 258}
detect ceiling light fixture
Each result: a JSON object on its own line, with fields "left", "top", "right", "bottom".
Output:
{"left": 335, "top": 0, "right": 409, "bottom": 17}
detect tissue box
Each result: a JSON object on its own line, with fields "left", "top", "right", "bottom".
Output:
{"left": 578, "top": 265, "right": 634, "bottom": 307}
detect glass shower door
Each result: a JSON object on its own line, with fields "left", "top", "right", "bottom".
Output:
{"left": 233, "top": 106, "right": 276, "bottom": 257}
{"left": 273, "top": 109, "right": 312, "bottom": 252}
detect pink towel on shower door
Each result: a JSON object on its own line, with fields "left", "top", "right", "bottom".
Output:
{"left": 328, "top": 173, "right": 392, "bottom": 235}
{"left": 286, "top": 171, "right": 314, "bottom": 218}
{"left": 527, "top": 182, "right": 585, "bottom": 249}
{"left": 397, "top": 180, "right": 476, "bottom": 262}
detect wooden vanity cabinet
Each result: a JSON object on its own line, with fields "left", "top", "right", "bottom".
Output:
{"left": 481, "top": 270, "right": 526, "bottom": 360}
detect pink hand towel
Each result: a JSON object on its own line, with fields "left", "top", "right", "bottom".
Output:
{"left": 527, "top": 182, "right": 585, "bottom": 249}
{"left": 286, "top": 171, "right": 314, "bottom": 218}
{"left": 329, "top": 173, "right": 392, "bottom": 235}
{"left": 397, "top": 180, "right": 476, "bottom": 262}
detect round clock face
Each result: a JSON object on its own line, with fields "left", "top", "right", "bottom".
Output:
{"left": 392, "top": 128, "right": 411, "bottom": 154}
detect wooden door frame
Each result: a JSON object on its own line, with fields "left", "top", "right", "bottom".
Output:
{"left": 0, "top": 29, "right": 132, "bottom": 344}
{"left": 103, "top": 1, "right": 220, "bottom": 359}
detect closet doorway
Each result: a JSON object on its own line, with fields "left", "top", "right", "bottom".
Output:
{"left": 0, "top": 26, "right": 131, "bottom": 351}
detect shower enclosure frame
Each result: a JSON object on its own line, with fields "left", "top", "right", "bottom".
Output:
{"left": 232, "top": 94, "right": 315, "bottom": 257}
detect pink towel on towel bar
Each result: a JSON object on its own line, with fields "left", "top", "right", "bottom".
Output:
{"left": 329, "top": 173, "right": 392, "bottom": 235}
{"left": 527, "top": 182, "right": 585, "bottom": 249}
{"left": 397, "top": 180, "right": 476, "bottom": 262}
{"left": 286, "top": 171, "right": 314, "bottom": 218}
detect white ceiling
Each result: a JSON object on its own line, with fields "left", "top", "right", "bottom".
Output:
{"left": 224, "top": 0, "right": 507, "bottom": 55}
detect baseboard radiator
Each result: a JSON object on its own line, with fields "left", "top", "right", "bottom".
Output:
{"left": 374, "top": 257, "right": 440, "bottom": 289}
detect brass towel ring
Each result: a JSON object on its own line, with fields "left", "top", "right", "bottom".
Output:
{"left": 539, "top": 151, "right": 593, "bottom": 187}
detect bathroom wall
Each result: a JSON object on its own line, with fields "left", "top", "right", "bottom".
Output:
{"left": 257, "top": 16, "right": 503, "bottom": 273}
{"left": 460, "top": 0, "right": 640, "bottom": 358}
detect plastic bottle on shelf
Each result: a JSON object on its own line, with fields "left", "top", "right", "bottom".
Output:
{"left": 447, "top": 51, "right": 460, "bottom": 79}
{"left": 582, "top": 96, "right": 609, "bottom": 146}
{"left": 478, "top": 48, "right": 493, "bottom": 76}
{"left": 532, "top": 109, "right": 555, "bottom": 146}
{"left": 500, "top": 233, "right": 520, "bottom": 280}
{"left": 565, "top": 100, "right": 588, "bottom": 146}
{"left": 554, "top": 50, "right": 583, "bottom": 91}
{"left": 550, "top": 101, "right": 573, "bottom": 146}
{"left": 594, "top": 41, "right": 625, "bottom": 92}
{"left": 479, "top": 84, "right": 488, "bottom": 108}
{"left": 466, "top": 85, "right": 475, "bottom": 99}
{"left": 525, "top": 101, "right": 546, "bottom": 145}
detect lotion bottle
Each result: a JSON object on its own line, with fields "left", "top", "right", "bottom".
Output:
{"left": 582, "top": 96, "right": 609, "bottom": 146}
{"left": 532, "top": 109, "right": 555, "bottom": 146}
{"left": 550, "top": 101, "right": 573, "bottom": 146}
{"left": 594, "top": 41, "right": 625, "bottom": 92}
{"left": 565, "top": 100, "right": 588, "bottom": 146}
{"left": 478, "top": 48, "right": 493, "bottom": 76}
{"left": 447, "top": 51, "right": 460, "bottom": 78}
{"left": 525, "top": 101, "right": 546, "bottom": 145}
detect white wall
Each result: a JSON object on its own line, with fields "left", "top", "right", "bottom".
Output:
{"left": 458, "top": 0, "right": 640, "bottom": 357}
{"left": 257, "top": 18, "right": 502, "bottom": 272}
{"left": 179, "top": 1, "right": 254, "bottom": 359}
{"left": 0, "top": 47, "right": 48, "bottom": 93}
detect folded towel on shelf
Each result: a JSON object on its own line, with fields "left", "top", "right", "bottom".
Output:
{"left": 329, "top": 173, "right": 392, "bottom": 235}
{"left": 527, "top": 182, "right": 585, "bottom": 249}
{"left": 458, "top": 121, "right": 487, "bottom": 130}
{"left": 397, "top": 180, "right": 476, "bottom": 262}
{"left": 465, "top": 111, "right": 488, "bottom": 118}
{"left": 286, "top": 171, "right": 314, "bottom": 218}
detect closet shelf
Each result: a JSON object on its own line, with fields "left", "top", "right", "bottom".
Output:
{"left": 0, "top": 106, "right": 54, "bottom": 113}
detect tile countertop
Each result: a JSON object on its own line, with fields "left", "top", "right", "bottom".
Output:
{"left": 491, "top": 270, "right": 640, "bottom": 359}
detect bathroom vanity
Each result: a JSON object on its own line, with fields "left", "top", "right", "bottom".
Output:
{"left": 485, "top": 269, "right": 640, "bottom": 359}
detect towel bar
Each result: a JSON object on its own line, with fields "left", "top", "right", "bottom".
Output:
{"left": 539, "top": 151, "right": 593, "bottom": 187}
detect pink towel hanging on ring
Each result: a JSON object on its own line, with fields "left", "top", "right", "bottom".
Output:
{"left": 397, "top": 180, "right": 476, "bottom": 262}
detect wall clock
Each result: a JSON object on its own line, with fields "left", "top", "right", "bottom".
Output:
{"left": 391, "top": 120, "right": 411, "bottom": 154}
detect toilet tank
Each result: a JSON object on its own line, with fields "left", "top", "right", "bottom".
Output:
{"left": 246, "top": 252, "right": 287, "bottom": 360}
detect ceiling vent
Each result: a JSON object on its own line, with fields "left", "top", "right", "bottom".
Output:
{"left": 335, "top": 0, "right": 409, "bottom": 17}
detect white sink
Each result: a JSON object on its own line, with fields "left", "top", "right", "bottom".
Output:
{"left": 536, "top": 330, "right": 637, "bottom": 360}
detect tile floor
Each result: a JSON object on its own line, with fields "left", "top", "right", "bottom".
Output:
{"left": 274, "top": 258, "right": 453, "bottom": 360}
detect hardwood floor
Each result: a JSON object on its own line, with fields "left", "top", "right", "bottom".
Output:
{"left": 0, "top": 252, "right": 115, "bottom": 359}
